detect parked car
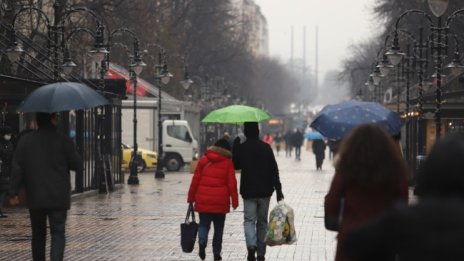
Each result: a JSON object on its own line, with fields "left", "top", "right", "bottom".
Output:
{"left": 121, "top": 143, "right": 157, "bottom": 172}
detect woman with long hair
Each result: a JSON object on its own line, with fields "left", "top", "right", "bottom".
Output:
{"left": 324, "top": 124, "right": 409, "bottom": 261}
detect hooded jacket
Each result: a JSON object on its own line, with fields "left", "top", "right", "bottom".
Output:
{"left": 187, "top": 146, "right": 239, "bottom": 213}
{"left": 233, "top": 122, "right": 283, "bottom": 199}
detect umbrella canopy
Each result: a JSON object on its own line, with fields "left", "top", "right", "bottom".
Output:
{"left": 304, "top": 131, "right": 324, "bottom": 140}
{"left": 310, "top": 100, "right": 404, "bottom": 140}
{"left": 201, "top": 105, "right": 271, "bottom": 124}
{"left": 18, "top": 82, "right": 109, "bottom": 113}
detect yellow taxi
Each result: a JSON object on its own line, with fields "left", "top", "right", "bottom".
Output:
{"left": 121, "top": 143, "right": 157, "bottom": 172}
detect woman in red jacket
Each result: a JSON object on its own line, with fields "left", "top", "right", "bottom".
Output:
{"left": 324, "top": 124, "right": 409, "bottom": 261}
{"left": 188, "top": 138, "right": 239, "bottom": 261}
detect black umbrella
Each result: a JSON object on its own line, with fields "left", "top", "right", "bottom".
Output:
{"left": 18, "top": 82, "right": 109, "bottom": 113}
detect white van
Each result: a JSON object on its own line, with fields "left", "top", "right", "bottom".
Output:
{"left": 162, "top": 120, "right": 199, "bottom": 171}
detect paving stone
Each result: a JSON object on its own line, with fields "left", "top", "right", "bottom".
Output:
{"left": 0, "top": 148, "right": 337, "bottom": 260}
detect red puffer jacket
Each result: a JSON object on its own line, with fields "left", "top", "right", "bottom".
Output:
{"left": 187, "top": 146, "right": 239, "bottom": 213}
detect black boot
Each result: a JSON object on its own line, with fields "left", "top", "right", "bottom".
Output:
{"left": 257, "top": 255, "right": 265, "bottom": 261}
{"left": 214, "top": 254, "right": 222, "bottom": 261}
{"left": 247, "top": 247, "right": 256, "bottom": 261}
{"left": 199, "top": 243, "right": 206, "bottom": 260}
{"left": 0, "top": 209, "right": 6, "bottom": 218}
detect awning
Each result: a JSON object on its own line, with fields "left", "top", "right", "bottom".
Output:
{"left": 107, "top": 65, "right": 148, "bottom": 97}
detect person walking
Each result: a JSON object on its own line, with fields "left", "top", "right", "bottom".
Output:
{"left": 345, "top": 133, "right": 464, "bottom": 261}
{"left": 292, "top": 128, "right": 304, "bottom": 161}
{"left": 263, "top": 133, "right": 273, "bottom": 146}
{"left": 273, "top": 133, "right": 282, "bottom": 156}
{"left": 233, "top": 122, "right": 284, "bottom": 261}
{"left": 312, "top": 139, "right": 326, "bottom": 170}
{"left": 8, "top": 113, "right": 82, "bottom": 261}
{"left": 0, "top": 126, "right": 14, "bottom": 217}
{"left": 283, "top": 129, "right": 293, "bottom": 157}
{"left": 327, "top": 139, "right": 341, "bottom": 160}
{"left": 324, "top": 124, "right": 409, "bottom": 261}
{"left": 187, "top": 138, "right": 239, "bottom": 261}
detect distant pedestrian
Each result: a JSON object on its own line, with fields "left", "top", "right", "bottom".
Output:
{"left": 324, "top": 124, "right": 409, "bottom": 261}
{"left": 8, "top": 113, "right": 82, "bottom": 261}
{"left": 263, "top": 133, "right": 273, "bottom": 146}
{"left": 346, "top": 133, "right": 464, "bottom": 261}
{"left": 291, "top": 128, "right": 304, "bottom": 161}
{"left": 312, "top": 139, "right": 326, "bottom": 170}
{"left": 283, "top": 130, "right": 293, "bottom": 157}
{"left": 273, "top": 133, "right": 282, "bottom": 156}
{"left": 187, "top": 138, "right": 238, "bottom": 261}
{"left": 0, "top": 126, "right": 13, "bottom": 217}
{"left": 327, "top": 139, "right": 341, "bottom": 160}
{"left": 233, "top": 122, "right": 284, "bottom": 261}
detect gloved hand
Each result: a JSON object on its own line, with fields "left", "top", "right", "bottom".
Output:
{"left": 276, "top": 190, "right": 284, "bottom": 202}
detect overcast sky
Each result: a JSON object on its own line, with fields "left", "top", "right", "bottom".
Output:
{"left": 254, "top": 0, "right": 380, "bottom": 82}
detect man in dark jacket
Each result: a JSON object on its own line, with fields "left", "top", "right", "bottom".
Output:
{"left": 312, "top": 139, "right": 326, "bottom": 170}
{"left": 232, "top": 122, "right": 284, "bottom": 261}
{"left": 291, "top": 128, "right": 304, "bottom": 161}
{"left": 9, "top": 112, "right": 82, "bottom": 261}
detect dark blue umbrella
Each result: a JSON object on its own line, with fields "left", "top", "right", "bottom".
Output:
{"left": 304, "top": 131, "right": 324, "bottom": 140}
{"left": 18, "top": 82, "right": 109, "bottom": 113}
{"left": 310, "top": 100, "right": 404, "bottom": 140}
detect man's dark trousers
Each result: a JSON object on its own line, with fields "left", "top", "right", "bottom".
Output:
{"left": 29, "top": 209, "right": 67, "bottom": 261}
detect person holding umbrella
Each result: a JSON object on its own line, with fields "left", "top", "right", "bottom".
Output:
{"left": 324, "top": 124, "right": 409, "bottom": 261}
{"left": 8, "top": 113, "right": 82, "bottom": 261}
{"left": 312, "top": 138, "right": 326, "bottom": 170}
{"left": 233, "top": 122, "right": 284, "bottom": 261}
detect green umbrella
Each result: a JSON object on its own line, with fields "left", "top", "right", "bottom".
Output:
{"left": 201, "top": 105, "right": 272, "bottom": 124}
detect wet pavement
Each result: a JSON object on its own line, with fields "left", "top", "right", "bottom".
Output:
{"left": 0, "top": 147, "right": 337, "bottom": 261}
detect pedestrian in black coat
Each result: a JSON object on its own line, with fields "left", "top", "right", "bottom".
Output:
{"left": 232, "top": 122, "right": 284, "bottom": 261}
{"left": 291, "top": 129, "right": 304, "bottom": 161}
{"left": 312, "top": 139, "right": 326, "bottom": 170}
{"left": 9, "top": 113, "right": 82, "bottom": 261}
{"left": 345, "top": 133, "right": 464, "bottom": 261}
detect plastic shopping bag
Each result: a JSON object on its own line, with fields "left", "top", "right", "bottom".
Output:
{"left": 265, "top": 201, "right": 297, "bottom": 246}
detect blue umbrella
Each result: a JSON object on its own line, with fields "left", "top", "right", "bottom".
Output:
{"left": 310, "top": 100, "right": 404, "bottom": 140}
{"left": 18, "top": 82, "right": 109, "bottom": 113}
{"left": 304, "top": 131, "right": 324, "bottom": 140}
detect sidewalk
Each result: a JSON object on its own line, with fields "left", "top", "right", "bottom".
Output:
{"left": 0, "top": 147, "right": 337, "bottom": 261}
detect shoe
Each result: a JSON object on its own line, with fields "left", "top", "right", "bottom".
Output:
{"left": 247, "top": 247, "right": 256, "bottom": 261}
{"left": 199, "top": 243, "right": 206, "bottom": 260}
{"left": 257, "top": 256, "right": 265, "bottom": 261}
{"left": 214, "top": 254, "right": 222, "bottom": 261}
{"left": 0, "top": 210, "right": 6, "bottom": 218}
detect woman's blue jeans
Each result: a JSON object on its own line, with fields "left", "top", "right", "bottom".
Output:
{"left": 243, "top": 197, "right": 271, "bottom": 257}
{"left": 198, "top": 213, "right": 226, "bottom": 256}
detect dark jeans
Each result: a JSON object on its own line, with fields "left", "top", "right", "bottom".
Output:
{"left": 29, "top": 209, "right": 68, "bottom": 261}
{"left": 198, "top": 213, "right": 226, "bottom": 256}
{"left": 295, "top": 146, "right": 301, "bottom": 160}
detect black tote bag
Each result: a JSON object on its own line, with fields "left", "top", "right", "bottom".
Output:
{"left": 180, "top": 203, "right": 198, "bottom": 253}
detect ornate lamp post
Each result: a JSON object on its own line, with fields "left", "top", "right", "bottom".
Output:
{"left": 107, "top": 28, "right": 146, "bottom": 185}
{"left": 154, "top": 49, "right": 173, "bottom": 179}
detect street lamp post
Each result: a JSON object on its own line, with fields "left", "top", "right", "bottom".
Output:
{"left": 107, "top": 28, "right": 146, "bottom": 185}
{"left": 154, "top": 49, "right": 173, "bottom": 179}
{"left": 386, "top": 0, "right": 464, "bottom": 141}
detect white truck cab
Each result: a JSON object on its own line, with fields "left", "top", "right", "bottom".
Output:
{"left": 162, "top": 120, "right": 199, "bottom": 171}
